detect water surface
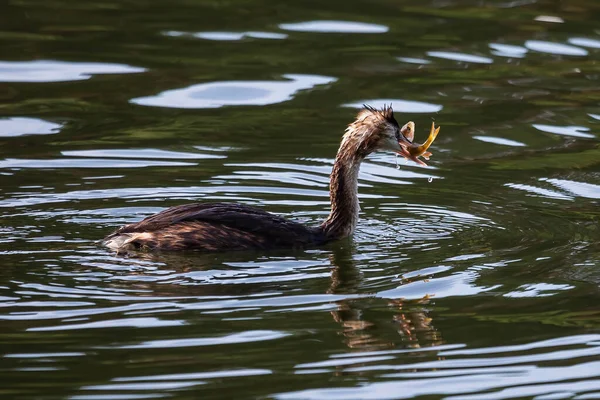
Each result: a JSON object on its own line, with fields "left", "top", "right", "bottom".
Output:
{"left": 1, "top": 0, "right": 599, "bottom": 399}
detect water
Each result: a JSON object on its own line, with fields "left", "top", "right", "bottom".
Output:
{"left": 1, "top": 0, "right": 599, "bottom": 399}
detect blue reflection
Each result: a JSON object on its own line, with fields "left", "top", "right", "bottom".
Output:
{"left": 0, "top": 117, "right": 62, "bottom": 137}
{"left": 279, "top": 20, "right": 388, "bottom": 33}
{"left": 164, "top": 30, "right": 287, "bottom": 40}
{"left": 525, "top": 40, "right": 588, "bottom": 56}
{"left": 343, "top": 99, "right": 442, "bottom": 113}
{"left": 427, "top": 51, "right": 493, "bottom": 64}
{"left": 0, "top": 60, "right": 145, "bottom": 82}
{"left": 131, "top": 74, "right": 336, "bottom": 109}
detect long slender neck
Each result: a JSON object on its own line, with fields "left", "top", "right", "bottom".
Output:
{"left": 320, "top": 137, "right": 365, "bottom": 240}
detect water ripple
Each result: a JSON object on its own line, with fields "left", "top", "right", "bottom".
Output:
{"left": 2, "top": 3, "right": 600, "bottom": 399}
{"left": 568, "top": 37, "right": 600, "bottom": 49}
{"left": 70, "top": 394, "right": 164, "bottom": 400}
{"left": 28, "top": 316, "right": 186, "bottom": 331}
{"left": 534, "top": 15, "right": 564, "bottom": 23}
{"left": 131, "top": 74, "right": 336, "bottom": 108}
{"left": 396, "top": 56, "right": 432, "bottom": 65}
{"left": 343, "top": 99, "right": 442, "bottom": 113}
{"left": 541, "top": 178, "right": 600, "bottom": 199}
{"left": 505, "top": 183, "right": 573, "bottom": 201}
{"left": 525, "top": 40, "right": 588, "bottom": 56}
{"left": 0, "top": 60, "right": 145, "bottom": 82}
{"left": 504, "top": 283, "right": 575, "bottom": 298}
{"left": 279, "top": 20, "right": 388, "bottom": 33}
{"left": 0, "top": 158, "right": 196, "bottom": 169}
{"left": 165, "top": 30, "right": 287, "bottom": 40}
{"left": 0, "top": 117, "right": 62, "bottom": 137}
{"left": 473, "top": 135, "right": 526, "bottom": 147}
{"left": 426, "top": 51, "right": 493, "bottom": 64}
{"left": 222, "top": 160, "right": 436, "bottom": 189}
{"left": 5, "top": 352, "right": 86, "bottom": 358}
{"left": 439, "top": 334, "right": 600, "bottom": 356}
{"left": 489, "top": 43, "right": 528, "bottom": 58}
{"left": 116, "top": 330, "right": 290, "bottom": 349}
{"left": 62, "top": 149, "right": 226, "bottom": 160}
{"left": 376, "top": 269, "right": 499, "bottom": 300}
{"left": 0, "top": 184, "right": 334, "bottom": 208}
{"left": 532, "top": 124, "right": 595, "bottom": 139}
{"left": 276, "top": 337, "right": 600, "bottom": 399}
{"left": 81, "top": 381, "right": 206, "bottom": 391}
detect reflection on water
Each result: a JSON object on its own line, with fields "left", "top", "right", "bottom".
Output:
{"left": 61, "top": 148, "right": 226, "bottom": 160}
{"left": 1, "top": 0, "right": 600, "bottom": 399}
{"left": 376, "top": 269, "right": 499, "bottom": 300}
{"left": 525, "top": 40, "right": 588, "bottom": 56}
{"left": 533, "top": 124, "right": 595, "bottom": 139}
{"left": 505, "top": 182, "right": 574, "bottom": 201}
{"left": 0, "top": 117, "right": 62, "bottom": 137}
{"left": 489, "top": 43, "right": 528, "bottom": 58}
{"left": 0, "top": 157, "right": 197, "bottom": 169}
{"left": 541, "top": 178, "right": 600, "bottom": 199}
{"left": 131, "top": 74, "right": 336, "bottom": 108}
{"left": 165, "top": 30, "right": 288, "bottom": 41}
{"left": 473, "top": 135, "right": 526, "bottom": 147}
{"left": 504, "top": 283, "right": 574, "bottom": 298}
{"left": 396, "top": 56, "right": 432, "bottom": 64}
{"left": 279, "top": 20, "right": 388, "bottom": 33}
{"left": 0, "top": 60, "right": 145, "bottom": 82}
{"left": 426, "top": 51, "right": 494, "bottom": 64}
{"left": 568, "top": 37, "right": 600, "bottom": 49}
{"left": 277, "top": 340, "right": 600, "bottom": 399}
{"left": 343, "top": 99, "right": 442, "bottom": 113}
{"left": 534, "top": 15, "right": 564, "bottom": 23}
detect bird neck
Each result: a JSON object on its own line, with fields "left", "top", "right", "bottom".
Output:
{"left": 320, "top": 137, "right": 364, "bottom": 240}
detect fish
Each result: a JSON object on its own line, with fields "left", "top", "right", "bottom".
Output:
{"left": 397, "top": 121, "right": 441, "bottom": 166}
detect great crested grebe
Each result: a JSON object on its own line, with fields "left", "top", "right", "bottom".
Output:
{"left": 103, "top": 105, "right": 438, "bottom": 253}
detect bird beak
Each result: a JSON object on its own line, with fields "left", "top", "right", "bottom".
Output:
{"left": 395, "top": 121, "right": 429, "bottom": 166}
{"left": 395, "top": 121, "right": 417, "bottom": 159}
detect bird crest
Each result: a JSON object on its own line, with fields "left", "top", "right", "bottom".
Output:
{"left": 357, "top": 104, "right": 397, "bottom": 127}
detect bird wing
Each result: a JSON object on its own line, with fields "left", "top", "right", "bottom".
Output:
{"left": 112, "top": 202, "right": 325, "bottom": 246}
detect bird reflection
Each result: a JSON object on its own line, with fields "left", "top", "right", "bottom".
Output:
{"left": 328, "top": 244, "right": 443, "bottom": 350}
{"left": 94, "top": 242, "right": 443, "bottom": 350}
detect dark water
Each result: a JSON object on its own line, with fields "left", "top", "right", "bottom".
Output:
{"left": 1, "top": 0, "right": 600, "bottom": 399}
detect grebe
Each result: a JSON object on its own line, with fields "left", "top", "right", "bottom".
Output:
{"left": 103, "top": 105, "right": 434, "bottom": 253}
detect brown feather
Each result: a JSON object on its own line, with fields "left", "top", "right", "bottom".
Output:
{"left": 104, "top": 203, "right": 326, "bottom": 253}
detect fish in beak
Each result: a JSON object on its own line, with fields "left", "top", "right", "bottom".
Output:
{"left": 396, "top": 121, "right": 440, "bottom": 167}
